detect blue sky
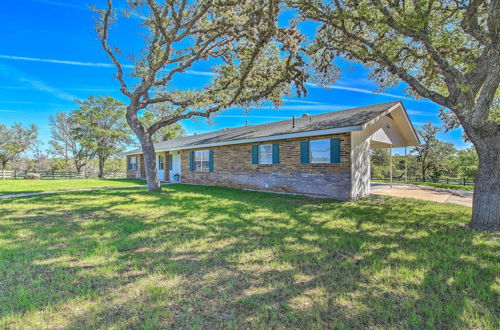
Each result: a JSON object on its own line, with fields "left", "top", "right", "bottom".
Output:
{"left": 0, "top": 0, "right": 469, "bottom": 155}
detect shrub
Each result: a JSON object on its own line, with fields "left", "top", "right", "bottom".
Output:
{"left": 24, "top": 173, "right": 41, "bottom": 180}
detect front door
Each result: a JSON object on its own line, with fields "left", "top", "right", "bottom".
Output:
{"left": 157, "top": 154, "right": 164, "bottom": 181}
{"left": 169, "top": 152, "right": 181, "bottom": 182}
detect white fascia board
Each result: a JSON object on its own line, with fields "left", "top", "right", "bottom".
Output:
{"left": 360, "top": 103, "right": 401, "bottom": 130}
{"left": 125, "top": 125, "right": 363, "bottom": 155}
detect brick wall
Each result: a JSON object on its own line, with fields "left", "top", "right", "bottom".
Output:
{"left": 180, "top": 133, "right": 352, "bottom": 200}
{"left": 127, "top": 153, "right": 169, "bottom": 181}
{"left": 126, "top": 154, "right": 146, "bottom": 179}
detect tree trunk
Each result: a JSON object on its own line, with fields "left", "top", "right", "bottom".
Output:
{"left": 469, "top": 139, "right": 500, "bottom": 231}
{"left": 98, "top": 157, "right": 105, "bottom": 179}
{"left": 140, "top": 136, "right": 161, "bottom": 192}
{"left": 126, "top": 106, "right": 160, "bottom": 192}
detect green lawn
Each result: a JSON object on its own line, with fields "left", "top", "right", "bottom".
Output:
{"left": 372, "top": 179, "right": 475, "bottom": 191}
{"left": 0, "top": 185, "right": 497, "bottom": 328}
{"left": 0, "top": 178, "right": 146, "bottom": 195}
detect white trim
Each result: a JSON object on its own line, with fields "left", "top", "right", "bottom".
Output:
{"left": 123, "top": 125, "right": 362, "bottom": 155}
{"left": 361, "top": 103, "right": 400, "bottom": 130}
{"left": 361, "top": 102, "right": 420, "bottom": 145}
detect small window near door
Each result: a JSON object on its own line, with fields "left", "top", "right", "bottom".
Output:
{"left": 158, "top": 155, "right": 164, "bottom": 170}
{"left": 310, "top": 139, "right": 330, "bottom": 163}
{"left": 194, "top": 150, "right": 210, "bottom": 172}
{"left": 128, "top": 156, "right": 138, "bottom": 170}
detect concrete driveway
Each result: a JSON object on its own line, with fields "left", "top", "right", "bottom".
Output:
{"left": 371, "top": 183, "right": 473, "bottom": 207}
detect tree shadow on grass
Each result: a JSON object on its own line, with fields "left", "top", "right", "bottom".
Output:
{"left": 0, "top": 184, "right": 497, "bottom": 328}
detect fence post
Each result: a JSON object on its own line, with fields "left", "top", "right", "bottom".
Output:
{"left": 14, "top": 170, "right": 17, "bottom": 179}
{"left": 463, "top": 178, "right": 466, "bottom": 186}
{"left": 52, "top": 170, "right": 55, "bottom": 180}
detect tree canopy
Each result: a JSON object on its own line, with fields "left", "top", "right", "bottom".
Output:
{"left": 95, "top": 0, "right": 308, "bottom": 191}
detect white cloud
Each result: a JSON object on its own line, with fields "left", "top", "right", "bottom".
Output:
{"left": 217, "top": 115, "right": 290, "bottom": 119}
{"left": 0, "top": 109, "right": 19, "bottom": 112}
{"left": 0, "top": 54, "right": 131, "bottom": 68}
{"left": 0, "top": 63, "right": 78, "bottom": 102}
{"left": 28, "top": 0, "right": 88, "bottom": 11}
{"left": 282, "top": 98, "right": 324, "bottom": 105}
{"left": 0, "top": 54, "right": 215, "bottom": 77}
{"left": 305, "top": 82, "right": 426, "bottom": 102}
{"left": 407, "top": 109, "right": 438, "bottom": 117}
{"left": 255, "top": 104, "right": 352, "bottom": 112}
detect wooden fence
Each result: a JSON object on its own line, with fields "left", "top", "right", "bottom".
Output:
{"left": 373, "top": 177, "right": 475, "bottom": 186}
{"left": 1, "top": 170, "right": 126, "bottom": 180}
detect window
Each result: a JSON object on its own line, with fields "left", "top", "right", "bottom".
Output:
{"left": 310, "top": 139, "right": 330, "bottom": 163}
{"left": 259, "top": 144, "right": 273, "bottom": 164}
{"left": 194, "top": 150, "right": 210, "bottom": 172}
{"left": 252, "top": 144, "right": 279, "bottom": 164}
{"left": 158, "top": 155, "right": 164, "bottom": 170}
{"left": 128, "top": 156, "right": 138, "bottom": 170}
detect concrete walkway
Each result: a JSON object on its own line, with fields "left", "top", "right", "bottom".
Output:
{"left": 0, "top": 184, "right": 150, "bottom": 200}
{"left": 371, "top": 183, "right": 473, "bottom": 207}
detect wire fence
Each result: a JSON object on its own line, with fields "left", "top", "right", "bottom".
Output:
{"left": 372, "top": 177, "right": 475, "bottom": 186}
{"left": 1, "top": 170, "right": 127, "bottom": 180}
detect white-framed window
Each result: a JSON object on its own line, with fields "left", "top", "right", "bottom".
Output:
{"left": 128, "top": 156, "right": 138, "bottom": 170}
{"left": 258, "top": 144, "right": 273, "bottom": 164}
{"left": 158, "top": 155, "right": 164, "bottom": 170}
{"left": 194, "top": 150, "right": 210, "bottom": 172}
{"left": 310, "top": 139, "right": 330, "bottom": 163}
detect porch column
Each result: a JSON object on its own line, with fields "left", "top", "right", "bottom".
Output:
{"left": 164, "top": 151, "right": 168, "bottom": 181}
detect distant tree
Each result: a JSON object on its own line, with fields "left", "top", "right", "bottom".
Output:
{"left": 426, "top": 141, "right": 457, "bottom": 180}
{"left": 0, "top": 123, "right": 38, "bottom": 178}
{"left": 49, "top": 112, "right": 95, "bottom": 173}
{"left": 26, "top": 143, "right": 52, "bottom": 172}
{"left": 293, "top": 0, "right": 499, "bottom": 230}
{"left": 456, "top": 147, "right": 479, "bottom": 180}
{"left": 72, "top": 96, "right": 132, "bottom": 178}
{"left": 412, "top": 122, "right": 456, "bottom": 181}
{"left": 104, "top": 157, "right": 126, "bottom": 177}
{"left": 371, "top": 149, "right": 389, "bottom": 166}
{"left": 95, "top": 0, "right": 306, "bottom": 192}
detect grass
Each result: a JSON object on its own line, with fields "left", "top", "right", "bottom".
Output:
{"left": 0, "top": 184, "right": 498, "bottom": 328}
{"left": 0, "top": 178, "right": 146, "bottom": 195}
{"left": 372, "top": 179, "right": 475, "bottom": 191}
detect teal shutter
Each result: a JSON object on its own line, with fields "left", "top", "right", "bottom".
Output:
{"left": 330, "top": 138, "right": 341, "bottom": 163}
{"left": 251, "top": 145, "right": 259, "bottom": 164}
{"left": 272, "top": 144, "right": 279, "bottom": 164}
{"left": 300, "top": 140, "right": 309, "bottom": 163}
{"left": 127, "top": 156, "right": 131, "bottom": 170}
{"left": 189, "top": 151, "right": 195, "bottom": 171}
{"left": 169, "top": 154, "right": 173, "bottom": 170}
{"left": 209, "top": 150, "right": 214, "bottom": 172}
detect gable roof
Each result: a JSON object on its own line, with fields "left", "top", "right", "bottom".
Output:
{"left": 124, "top": 101, "right": 418, "bottom": 155}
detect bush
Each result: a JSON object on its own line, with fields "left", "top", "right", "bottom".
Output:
{"left": 24, "top": 173, "right": 41, "bottom": 180}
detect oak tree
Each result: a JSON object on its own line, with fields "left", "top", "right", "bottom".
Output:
{"left": 95, "top": 0, "right": 306, "bottom": 192}
{"left": 294, "top": 0, "right": 499, "bottom": 231}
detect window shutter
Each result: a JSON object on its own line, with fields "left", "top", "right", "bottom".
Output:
{"left": 127, "top": 156, "right": 131, "bottom": 170}
{"left": 272, "top": 144, "right": 279, "bottom": 164}
{"left": 209, "top": 150, "right": 214, "bottom": 172}
{"left": 251, "top": 145, "right": 259, "bottom": 164}
{"left": 300, "top": 140, "right": 309, "bottom": 163}
{"left": 330, "top": 138, "right": 341, "bottom": 163}
{"left": 169, "top": 154, "right": 173, "bottom": 170}
{"left": 189, "top": 151, "right": 195, "bottom": 171}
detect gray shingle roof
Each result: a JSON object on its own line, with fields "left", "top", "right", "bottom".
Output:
{"left": 126, "top": 101, "right": 401, "bottom": 154}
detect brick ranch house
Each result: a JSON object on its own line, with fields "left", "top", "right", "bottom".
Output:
{"left": 124, "top": 101, "right": 420, "bottom": 200}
